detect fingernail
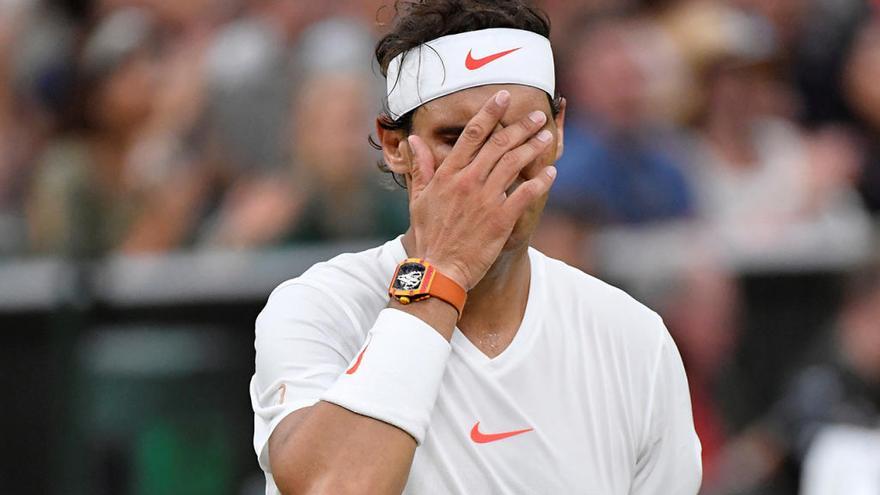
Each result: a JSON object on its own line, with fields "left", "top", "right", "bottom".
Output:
{"left": 495, "top": 90, "right": 510, "bottom": 106}
{"left": 529, "top": 111, "right": 546, "bottom": 124}
{"left": 407, "top": 136, "right": 418, "bottom": 156}
{"left": 537, "top": 130, "right": 552, "bottom": 142}
{"left": 546, "top": 166, "right": 557, "bottom": 179}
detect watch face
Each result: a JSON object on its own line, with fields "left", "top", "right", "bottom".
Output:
{"left": 394, "top": 262, "right": 426, "bottom": 291}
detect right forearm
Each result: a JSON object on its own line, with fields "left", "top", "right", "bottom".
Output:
{"left": 272, "top": 401, "right": 417, "bottom": 495}
{"left": 272, "top": 303, "right": 456, "bottom": 494}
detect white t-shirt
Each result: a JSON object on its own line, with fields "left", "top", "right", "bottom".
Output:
{"left": 251, "top": 237, "right": 702, "bottom": 494}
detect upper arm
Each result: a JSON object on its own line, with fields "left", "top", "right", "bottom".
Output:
{"left": 267, "top": 406, "right": 313, "bottom": 466}
{"left": 630, "top": 329, "right": 703, "bottom": 495}
{"left": 251, "top": 281, "right": 357, "bottom": 473}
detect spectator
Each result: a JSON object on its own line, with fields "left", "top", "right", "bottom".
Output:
{"left": 549, "top": 14, "right": 695, "bottom": 226}
{"left": 706, "top": 258, "right": 880, "bottom": 494}
{"left": 661, "top": 266, "right": 743, "bottom": 487}
{"left": 0, "top": 2, "right": 33, "bottom": 256}
{"left": 202, "top": 0, "right": 315, "bottom": 176}
{"left": 0, "top": 2, "right": 75, "bottom": 257}
{"left": 789, "top": 0, "right": 868, "bottom": 125}
{"left": 684, "top": 7, "right": 871, "bottom": 258}
{"left": 844, "top": 16, "right": 880, "bottom": 214}
{"left": 535, "top": 12, "right": 695, "bottom": 270}
{"left": 199, "top": 18, "right": 408, "bottom": 248}
{"left": 26, "top": 8, "right": 211, "bottom": 256}
{"left": 26, "top": 9, "right": 160, "bottom": 256}
{"left": 284, "top": 18, "right": 407, "bottom": 242}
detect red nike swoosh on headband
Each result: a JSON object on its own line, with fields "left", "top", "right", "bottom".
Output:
{"left": 470, "top": 421, "right": 534, "bottom": 444}
{"left": 465, "top": 47, "right": 521, "bottom": 70}
{"left": 345, "top": 344, "right": 369, "bottom": 375}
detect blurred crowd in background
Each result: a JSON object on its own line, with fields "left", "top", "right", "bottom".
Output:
{"left": 2, "top": 0, "right": 880, "bottom": 494}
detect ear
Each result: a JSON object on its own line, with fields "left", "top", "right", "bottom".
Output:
{"left": 553, "top": 98, "right": 567, "bottom": 162}
{"left": 376, "top": 119, "right": 411, "bottom": 176}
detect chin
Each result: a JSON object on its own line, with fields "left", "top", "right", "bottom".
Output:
{"left": 501, "top": 234, "right": 526, "bottom": 252}
{"left": 502, "top": 217, "right": 539, "bottom": 252}
{"left": 503, "top": 194, "right": 548, "bottom": 251}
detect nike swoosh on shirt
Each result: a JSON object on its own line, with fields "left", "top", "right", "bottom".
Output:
{"left": 470, "top": 421, "right": 534, "bottom": 444}
{"left": 465, "top": 47, "right": 521, "bottom": 70}
{"left": 345, "top": 344, "right": 369, "bottom": 375}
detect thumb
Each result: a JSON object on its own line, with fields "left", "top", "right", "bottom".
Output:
{"left": 407, "top": 135, "right": 435, "bottom": 195}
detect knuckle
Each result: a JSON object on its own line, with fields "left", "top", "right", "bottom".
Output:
{"left": 489, "top": 216, "right": 508, "bottom": 231}
{"left": 486, "top": 101, "right": 505, "bottom": 117}
{"left": 530, "top": 136, "right": 547, "bottom": 152}
{"left": 519, "top": 181, "right": 539, "bottom": 198}
{"left": 456, "top": 170, "right": 477, "bottom": 190}
{"left": 463, "top": 123, "right": 485, "bottom": 141}
{"left": 518, "top": 117, "right": 536, "bottom": 133}
{"left": 489, "top": 131, "right": 510, "bottom": 149}
{"left": 497, "top": 151, "right": 520, "bottom": 172}
{"left": 480, "top": 194, "right": 499, "bottom": 210}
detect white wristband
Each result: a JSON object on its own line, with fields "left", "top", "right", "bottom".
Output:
{"left": 321, "top": 308, "right": 452, "bottom": 444}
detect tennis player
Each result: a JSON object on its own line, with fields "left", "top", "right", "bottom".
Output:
{"left": 251, "top": 1, "right": 702, "bottom": 493}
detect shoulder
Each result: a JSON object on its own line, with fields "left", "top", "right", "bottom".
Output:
{"left": 535, "top": 249, "right": 668, "bottom": 353}
{"left": 287, "top": 241, "right": 396, "bottom": 296}
{"left": 538, "top": 250, "right": 662, "bottom": 324}
{"left": 258, "top": 239, "right": 402, "bottom": 341}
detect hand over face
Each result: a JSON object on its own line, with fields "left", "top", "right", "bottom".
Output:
{"left": 404, "top": 89, "right": 558, "bottom": 290}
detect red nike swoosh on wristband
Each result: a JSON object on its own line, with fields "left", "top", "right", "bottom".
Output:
{"left": 465, "top": 47, "right": 521, "bottom": 70}
{"left": 470, "top": 421, "right": 534, "bottom": 443}
{"left": 345, "top": 344, "right": 369, "bottom": 375}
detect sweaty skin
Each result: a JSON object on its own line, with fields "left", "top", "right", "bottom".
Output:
{"left": 268, "top": 85, "right": 565, "bottom": 495}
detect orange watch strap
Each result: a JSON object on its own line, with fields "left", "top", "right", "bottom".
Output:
{"left": 428, "top": 269, "right": 467, "bottom": 316}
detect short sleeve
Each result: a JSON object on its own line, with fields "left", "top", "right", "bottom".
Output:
{"left": 250, "top": 281, "right": 358, "bottom": 472}
{"left": 630, "top": 330, "right": 703, "bottom": 494}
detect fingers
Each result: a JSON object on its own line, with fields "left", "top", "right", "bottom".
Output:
{"left": 486, "top": 129, "right": 553, "bottom": 193}
{"left": 503, "top": 165, "right": 557, "bottom": 221}
{"left": 472, "top": 110, "right": 547, "bottom": 180}
{"left": 407, "top": 135, "right": 435, "bottom": 195}
{"left": 443, "top": 90, "right": 510, "bottom": 170}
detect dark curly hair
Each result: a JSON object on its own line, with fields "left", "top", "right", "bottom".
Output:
{"left": 369, "top": 0, "right": 564, "bottom": 187}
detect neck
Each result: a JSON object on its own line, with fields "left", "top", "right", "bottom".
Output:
{"left": 401, "top": 230, "right": 532, "bottom": 343}
{"left": 463, "top": 244, "right": 530, "bottom": 331}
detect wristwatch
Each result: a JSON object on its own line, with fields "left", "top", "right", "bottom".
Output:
{"left": 388, "top": 258, "right": 467, "bottom": 317}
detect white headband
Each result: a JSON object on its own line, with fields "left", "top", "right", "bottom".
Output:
{"left": 385, "top": 28, "right": 556, "bottom": 120}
